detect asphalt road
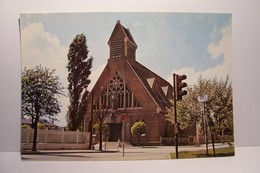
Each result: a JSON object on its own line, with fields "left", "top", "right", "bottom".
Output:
{"left": 21, "top": 143, "right": 230, "bottom": 161}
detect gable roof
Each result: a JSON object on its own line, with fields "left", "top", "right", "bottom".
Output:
{"left": 125, "top": 57, "right": 173, "bottom": 109}
{"left": 108, "top": 20, "right": 137, "bottom": 46}
{"left": 90, "top": 56, "right": 173, "bottom": 113}
{"left": 121, "top": 25, "right": 136, "bottom": 46}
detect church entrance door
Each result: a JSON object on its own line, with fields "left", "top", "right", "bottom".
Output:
{"left": 108, "top": 123, "right": 122, "bottom": 142}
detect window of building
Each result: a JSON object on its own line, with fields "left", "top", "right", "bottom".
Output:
{"left": 97, "top": 71, "right": 141, "bottom": 109}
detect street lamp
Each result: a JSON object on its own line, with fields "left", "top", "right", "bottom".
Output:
{"left": 198, "top": 95, "right": 208, "bottom": 155}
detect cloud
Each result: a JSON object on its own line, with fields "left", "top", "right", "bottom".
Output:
{"left": 206, "top": 19, "right": 232, "bottom": 79}
{"left": 21, "top": 22, "right": 69, "bottom": 127}
{"left": 167, "top": 19, "right": 232, "bottom": 86}
{"left": 21, "top": 22, "right": 68, "bottom": 83}
{"left": 207, "top": 21, "right": 232, "bottom": 60}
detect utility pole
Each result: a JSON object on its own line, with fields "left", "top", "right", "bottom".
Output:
{"left": 173, "top": 73, "right": 179, "bottom": 159}
{"left": 89, "top": 92, "right": 94, "bottom": 150}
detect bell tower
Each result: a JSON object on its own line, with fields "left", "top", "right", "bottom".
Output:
{"left": 108, "top": 20, "right": 137, "bottom": 60}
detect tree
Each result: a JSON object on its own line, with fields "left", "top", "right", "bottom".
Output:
{"left": 131, "top": 121, "right": 147, "bottom": 147}
{"left": 92, "top": 122, "right": 108, "bottom": 134}
{"left": 194, "top": 76, "right": 233, "bottom": 140}
{"left": 22, "top": 65, "right": 64, "bottom": 151}
{"left": 165, "top": 87, "right": 201, "bottom": 138}
{"left": 166, "top": 75, "right": 233, "bottom": 144}
{"left": 93, "top": 105, "right": 110, "bottom": 151}
{"left": 67, "top": 33, "right": 93, "bottom": 131}
{"left": 92, "top": 122, "right": 108, "bottom": 148}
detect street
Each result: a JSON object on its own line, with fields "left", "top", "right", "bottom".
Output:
{"left": 21, "top": 143, "right": 230, "bottom": 161}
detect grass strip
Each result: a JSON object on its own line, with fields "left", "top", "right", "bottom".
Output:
{"left": 169, "top": 147, "right": 235, "bottom": 159}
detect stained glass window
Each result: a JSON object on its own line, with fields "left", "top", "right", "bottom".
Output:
{"left": 97, "top": 71, "right": 141, "bottom": 109}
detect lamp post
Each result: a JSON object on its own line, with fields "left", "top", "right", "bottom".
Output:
{"left": 198, "top": 95, "right": 208, "bottom": 155}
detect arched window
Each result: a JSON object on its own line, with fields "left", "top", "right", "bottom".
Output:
{"left": 97, "top": 71, "right": 141, "bottom": 109}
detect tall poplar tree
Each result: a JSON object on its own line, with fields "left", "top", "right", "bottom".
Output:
{"left": 67, "top": 33, "right": 93, "bottom": 131}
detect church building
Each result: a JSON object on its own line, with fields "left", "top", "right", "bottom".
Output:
{"left": 84, "top": 20, "right": 174, "bottom": 145}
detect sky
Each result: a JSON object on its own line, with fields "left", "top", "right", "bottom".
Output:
{"left": 20, "top": 12, "right": 232, "bottom": 127}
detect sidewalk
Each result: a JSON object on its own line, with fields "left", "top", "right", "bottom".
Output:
{"left": 21, "top": 148, "right": 120, "bottom": 155}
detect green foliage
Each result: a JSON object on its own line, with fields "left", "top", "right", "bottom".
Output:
{"left": 93, "top": 122, "right": 108, "bottom": 134}
{"left": 166, "top": 75, "right": 233, "bottom": 137}
{"left": 67, "top": 33, "right": 93, "bottom": 131}
{"left": 22, "top": 65, "right": 64, "bottom": 124}
{"left": 196, "top": 76, "right": 233, "bottom": 136}
{"left": 131, "top": 121, "right": 147, "bottom": 147}
{"left": 22, "top": 124, "right": 31, "bottom": 129}
{"left": 22, "top": 65, "right": 64, "bottom": 150}
{"left": 131, "top": 121, "right": 147, "bottom": 137}
{"left": 169, "top": 147, "right": 235, "bottom": 159}
{"left": 93, "top": 105, "right": 110, "bottom": 150}
{"left": 37, "top": 122, "right": 45, "bottom": 129}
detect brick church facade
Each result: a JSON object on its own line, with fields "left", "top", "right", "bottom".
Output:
{"left": 84, "top": 20, "right": 175, "bottom": 145}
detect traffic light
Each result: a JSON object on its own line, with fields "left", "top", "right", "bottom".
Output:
{"left": 173, "top": 73, "right": 187, "bottom": 101}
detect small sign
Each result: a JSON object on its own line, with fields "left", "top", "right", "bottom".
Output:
{"left": 120, "top": 113, "right": 127, "bottom": 123}
{"left": 198, "top": 95, "right": 208, "bottom": 103}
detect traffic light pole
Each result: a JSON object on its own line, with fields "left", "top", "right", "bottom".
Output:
{"left": 173, "top": 73, "right": 187, "bottom": 159}
{"left": 173, "top": 73, "right": 179, "bottom": 159}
